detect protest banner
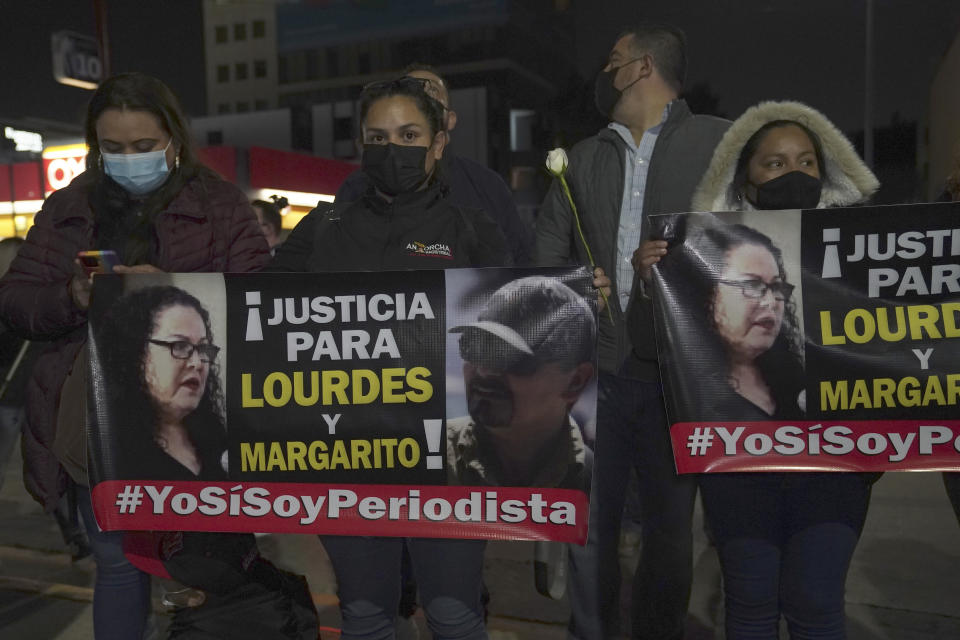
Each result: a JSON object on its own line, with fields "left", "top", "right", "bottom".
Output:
{"left": 652, "top": 202, "right": 960, "bottom": 473}
{"left": 86, "top": 267, "right": 597, "bottom": 542}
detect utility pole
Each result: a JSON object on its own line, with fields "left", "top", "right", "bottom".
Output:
{"left": 93, "top": 0, "right": 111, "bottom": 80}
{"left": 864, "top": 0, "right": 875, "bottom": 169}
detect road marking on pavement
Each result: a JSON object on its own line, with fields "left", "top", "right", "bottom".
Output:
{"left": 0, "top": 576, "right": 93, "bottom": 602}
{"left": 0, "top": 545, "right": 86, "bottom": 566}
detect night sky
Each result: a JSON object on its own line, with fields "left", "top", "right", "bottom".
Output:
{"left": 1, "top": 1, "right": 958, "bottom": 136}
{"left": 575, "top": 0, "right": 960, "bottom": 132}
{"left": 0, "top": 0, "right": 205, "bottom": 130}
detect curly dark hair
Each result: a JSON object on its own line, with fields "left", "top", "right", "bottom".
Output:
{"left": 657, "top": 223, "right": 805, "bottom": 419}
{"left": 96, "top": 286, "right": 226, "bottom": 475}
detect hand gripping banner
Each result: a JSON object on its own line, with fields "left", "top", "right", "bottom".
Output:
{"left": 86, "top": 267, "right": 597, "bottom": 542}
{"left": 651, "top": 203, "right": 960, "bottom": 473}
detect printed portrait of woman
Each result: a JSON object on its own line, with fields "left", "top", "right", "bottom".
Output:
{"left": 95, "top": 285, "right": 228, "bottom": 481}
{"left": 657, "top": 221, "right": 805, "bottom": 422}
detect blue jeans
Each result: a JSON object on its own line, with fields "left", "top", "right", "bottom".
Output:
{"left": 699, "top": 472, "right": 872, "bottom": 639}
{"left": 321, "top": 536, "right": 487, "bottom": 640}
{"left": 77, "top": 487, "right": 152, "bottom": 640}
{"left": 567, "top": 373, "right": 697, "bottom": 640}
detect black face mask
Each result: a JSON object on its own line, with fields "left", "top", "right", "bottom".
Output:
{"left": 361, "top": 143, "right": 430, "bottom": 197}
{"left": 748, "top": 171, "right": 823, "bottom": 210}
{"left": 594, "top": 58, "right": 642, "bottom": 118}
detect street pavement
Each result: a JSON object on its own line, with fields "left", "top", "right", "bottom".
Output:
{"left": 1, "top": 436, "right": 958, "bottom": 639}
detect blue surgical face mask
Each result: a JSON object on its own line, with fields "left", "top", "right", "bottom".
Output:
{"left": 101, "top": 139, "right": 173, "bottom": 195}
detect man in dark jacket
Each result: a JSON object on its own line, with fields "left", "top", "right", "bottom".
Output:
{"left": 336, "top": 64, "right": 534, "bottom": 266}
{"left": 536, "top": 23, "right": 730, "bottom": 640}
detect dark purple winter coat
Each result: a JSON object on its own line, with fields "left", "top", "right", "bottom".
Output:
{"left": 0, "top": 171, "right": 270, "bottom": 512}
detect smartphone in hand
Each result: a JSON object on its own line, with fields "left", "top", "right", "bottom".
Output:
{"left": 77, "top": 250, "right": 119, "bottom": 276}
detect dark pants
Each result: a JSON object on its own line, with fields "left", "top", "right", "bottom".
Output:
{"left": 321, "top": 536, "right": 487, "bottom": 640}
{"left": 77, "top": 486, "right": 152, "bottom": 640}
{"left": 567, "top": 373, "right": 697, "bottom": 639}
{"left": 699, "top": 472, "right": 872, "bottom": 640}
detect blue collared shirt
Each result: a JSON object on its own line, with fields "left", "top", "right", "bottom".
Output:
{"left": 608, "top": 102, "right": 672, "bottom": 311}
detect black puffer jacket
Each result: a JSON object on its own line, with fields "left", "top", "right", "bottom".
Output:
{"left": 269, "top": 180, "right": 509, "bottom": 272}
{"left": 337, "top": 154, "right": 533, "bottom": 265}
{"left": 0, "top": 332, "right": 41, "bottom": 408}
{"left": 0, "top": 171, "right": 269, "bottom": 511}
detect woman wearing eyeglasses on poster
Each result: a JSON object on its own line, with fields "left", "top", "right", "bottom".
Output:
{"left": 646, "top": 101, "right": 879, "bottom": 640}
{"left": 269, "top": 76, "right": 508, "bottom": 640}
{"left": 661, "top": 223, "right": 806, "bottom": 423}
{"left": 95, "top": 286, "right": 226, "bottom": 481}
{"left": 94, "top": 285, "right": 318, "bottom": 639}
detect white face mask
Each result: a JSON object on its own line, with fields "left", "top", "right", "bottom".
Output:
{"left": 101, "top": 139, "right": 173, "bottom": 195}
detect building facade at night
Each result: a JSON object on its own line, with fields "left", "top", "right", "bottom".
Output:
{"left": 203, "top": 0, "right": 281, "bottom": 116}
{"left": 201, "top": 0, "right": 577, "bottom": 186}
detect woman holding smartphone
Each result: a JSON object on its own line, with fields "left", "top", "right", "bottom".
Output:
{"left": 0, "top": 72, "right": 269, "bottom": 640}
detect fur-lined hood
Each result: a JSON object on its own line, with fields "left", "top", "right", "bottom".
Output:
{"left": 691, "top": 101, "right": 879, "bottom": 212}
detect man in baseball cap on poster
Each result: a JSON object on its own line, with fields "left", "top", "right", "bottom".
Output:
{"left": 446, "top": 276, "right": 597, "bottom": 490}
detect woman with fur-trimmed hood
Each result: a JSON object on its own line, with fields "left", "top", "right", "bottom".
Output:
{"left": 692, "top": 100, "right": 878, "bottom": 212}
{"left": 683, "top": 101, "right": 879, "bottom": 640}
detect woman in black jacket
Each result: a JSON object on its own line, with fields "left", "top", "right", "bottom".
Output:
{"left": 269, "top": 78, "right": 506, "bottom": 275}
{"left": 666, "top": 101, "right": 879, "bottom": 640}
{"left": 270, "top": 77, "right": 507, "bottom": 640}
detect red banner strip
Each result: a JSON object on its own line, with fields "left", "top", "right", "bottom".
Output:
{"left": 91, "top": 482, "right": 589, "bottom": 544}
{"left": 671, "top": 420, "right": 960, "bottom": 473}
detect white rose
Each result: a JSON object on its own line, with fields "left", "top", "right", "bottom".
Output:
{"left": 545, "top": 148, "right": 568, "bottom": 176}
